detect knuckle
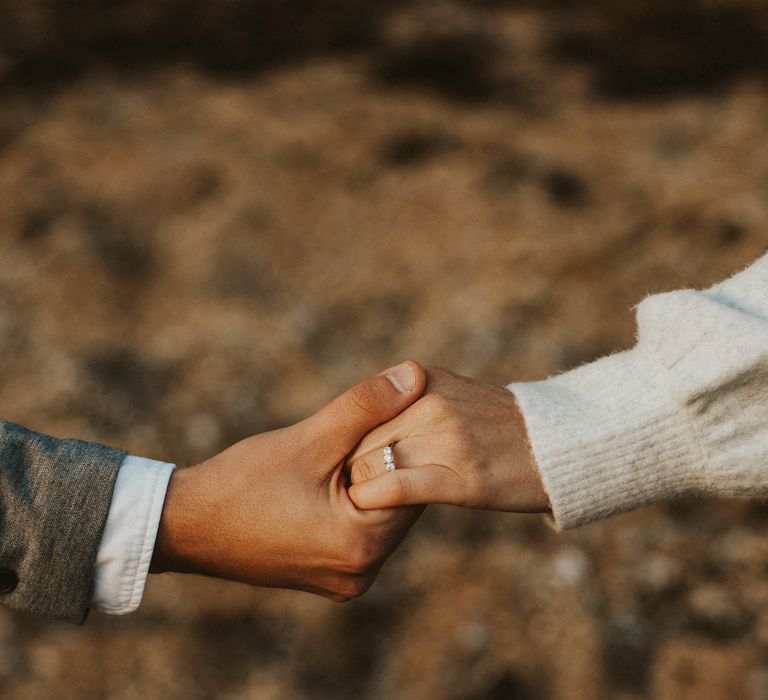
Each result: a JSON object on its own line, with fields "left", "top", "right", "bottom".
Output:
{"left": 419, "top": 392, "right": 449, "bottom": 417}
{"left": 388, "top": 471, "right": 412, "bottom": 503}
{"left": 332, "top": 575, "right": 371, "bottom": 602}
{"left": 421, "top": 394, "right": 465, "bottom": 435}
{"left": 350, "top": 381, "right": 381, "bottom": 416}
{"left": 425, "top": 365, "right": 448, "bottom": 379}
{"left": 425, "top": 366, "right": 454, "bottom": 386}
{"left": 350, "top": 455, "right": 379, "bottom": 483}
{"left": 401, "top": 472, "right": 414, "bottom": 500}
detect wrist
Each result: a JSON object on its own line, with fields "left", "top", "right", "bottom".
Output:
{"left": 506, "top": 395, "right": 550, "bottom": 513}
{"left": 149, "top": 464, "right": 207, "bottom": 575}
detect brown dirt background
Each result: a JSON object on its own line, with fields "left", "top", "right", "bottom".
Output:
{"left": 1, "top": 1, "right": 768, "bottom": 698}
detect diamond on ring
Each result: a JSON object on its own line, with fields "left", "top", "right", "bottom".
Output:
{"left": 384, "top": 445, "right": 396, "bottom": 472}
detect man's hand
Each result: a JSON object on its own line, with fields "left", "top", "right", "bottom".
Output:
{"left": 347, "top": 367, "right": 549, "bottom": 513}
{"left": 150, "top": 361, "right": 426, "bottom": 601}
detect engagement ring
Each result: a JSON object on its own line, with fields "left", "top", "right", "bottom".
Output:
{"left": 384, "top": 445, "right": 396, "bottom": 472}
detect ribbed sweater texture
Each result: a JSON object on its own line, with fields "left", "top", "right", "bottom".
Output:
{"left": 509, "top": 252, "right": 768, "bottom": 530}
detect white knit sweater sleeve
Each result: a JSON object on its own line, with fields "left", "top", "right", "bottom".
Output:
{"left": 508, "top": 252, "right": 768, "bottom": 530}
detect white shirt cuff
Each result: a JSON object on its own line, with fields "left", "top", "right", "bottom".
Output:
{"left": 90, "top": 455, "right": 175, "bottom": 614}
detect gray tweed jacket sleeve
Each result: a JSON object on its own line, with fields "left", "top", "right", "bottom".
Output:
{"left": 0, "top": 419, "right": 125, "bottom": 623}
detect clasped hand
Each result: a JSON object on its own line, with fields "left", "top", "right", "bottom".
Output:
{"left": 347, "top": 366, "right": 547, "bottom": 513}
{"left": 150, "top": 362, "right": 547, "bottom": 602}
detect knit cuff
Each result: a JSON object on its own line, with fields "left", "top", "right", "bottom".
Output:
{"left": 508, "top": 346, "right": 704, "bottom": 530}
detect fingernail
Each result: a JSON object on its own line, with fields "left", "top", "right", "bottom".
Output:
{"left": 386, "top": 362, "right": 416, "bottom": 393}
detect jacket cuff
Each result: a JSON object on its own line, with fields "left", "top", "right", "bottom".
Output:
{"left": 508, "top": 346, "right": 703, "bottom": 530}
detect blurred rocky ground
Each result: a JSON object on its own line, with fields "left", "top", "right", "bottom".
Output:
{"left": 0, "top": 1, "right": 767, "bottom": 698}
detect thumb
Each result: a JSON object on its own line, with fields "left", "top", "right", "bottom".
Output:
{"left": 308, "top": 361, "right": 426, "bottom": 457}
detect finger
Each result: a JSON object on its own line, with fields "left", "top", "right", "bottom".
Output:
{"left": 348, "top": 466, "right": 461, "bottom": 509}
{"left": 346, "top": 368, "right": 459, "bottom": 466}
{"left": 308, "top": 361, "right": 426, "bottom": 457}
{"left": 337, "top": 468, "right": 426, "bottom": 527}
{"left": 348, "top": 438, "right": 425, "bottom": 485}
{"left": 349, "top": 452, "right": 383, "bottom": 485}
{"left": 346, "top": 412, "right": 410, "bottom": 466}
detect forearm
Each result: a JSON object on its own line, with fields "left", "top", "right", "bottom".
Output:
{"left": 509, "top": 253, "right": 768, "bottom": 529}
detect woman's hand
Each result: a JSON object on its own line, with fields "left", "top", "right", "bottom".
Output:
{"left": 346, "top": 367, "right": 550, "bottom": 513}
{"left": 150, "top": 361, "right": 427, "bottom": 602}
